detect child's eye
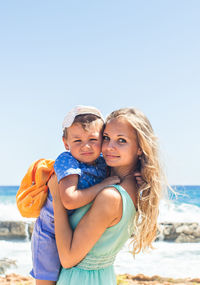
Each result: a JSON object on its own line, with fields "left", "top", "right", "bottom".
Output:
{"left": 103, "top": 135, "right": 109, "bottom": 141}
{"left": 118, "top": 138, "right": 126, "bottom": 143}
{"left": 74, "top": 140, "right": 81, "bottom": 143}
{"left": 90, "top": 138, "right": 97, "bottom": 141}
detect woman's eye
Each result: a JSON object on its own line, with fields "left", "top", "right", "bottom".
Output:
{"left": 103, "top": 135, "right": 109, "bottom": 141}
{"left": 118, "top": 138, "right": 126, "bottom": 143}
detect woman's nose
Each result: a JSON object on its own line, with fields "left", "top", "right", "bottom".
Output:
{"left": 107, "top": 140, "right": 115, "bottom": 150}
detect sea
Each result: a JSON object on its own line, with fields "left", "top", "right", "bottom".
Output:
{"left": 0, "top": 185, "right": 200, "bottom": 279}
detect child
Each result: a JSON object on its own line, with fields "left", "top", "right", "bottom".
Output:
{"left": 30, "top": 105, "right": 120, "bottom": 285}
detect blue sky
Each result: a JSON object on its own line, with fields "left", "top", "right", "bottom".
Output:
{"left": 0, "top": 0, "right": 199, "bottom": 185}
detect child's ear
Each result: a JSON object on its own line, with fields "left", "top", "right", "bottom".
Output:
{"left": 62, "top": 137, "right": 69, "bottom": 150}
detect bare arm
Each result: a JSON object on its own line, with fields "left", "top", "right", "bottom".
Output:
{"left": 48, "top": 175, "right": 122, "bottom": 268}
{"left": 58, "top": 174, "right": 120, "bottom": 209}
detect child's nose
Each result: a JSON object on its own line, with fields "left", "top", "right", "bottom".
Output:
{"left": 82, "top": 142, "right": 91, "bottom": 150}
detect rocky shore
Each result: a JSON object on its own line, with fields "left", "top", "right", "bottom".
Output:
{"left": 157, "top": 222, "right": 200, "bottom": 243}
{"left": 0, "top": 273, "right": 200, "bottom": 285}
{"left": 0, "top": 221, "right": 34, "bottom": 239}
{"left": 1, "top": 221, "right": 200, "bottom": 243}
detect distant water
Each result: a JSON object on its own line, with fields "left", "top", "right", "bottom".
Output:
{"left": 0, "top": 185, "right": 200, "bottom": 278}
{"left": 158, "top": 185, "right": 200, "bottom": 223}
{"left": 1, "top": 185, "right": 200, "bottom": 222}
{"left": 0, "top": 186, "right": 33, "bottom": 221}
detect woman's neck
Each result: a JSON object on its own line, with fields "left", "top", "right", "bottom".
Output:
{"left": 110, "top": 166, "right": 135, "bottom": 180}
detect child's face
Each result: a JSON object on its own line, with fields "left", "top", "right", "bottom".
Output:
{"left": 102, "top": 117, "right": 142, "bottom": 169}
{"left": 63, "top": 121, "right": 103, "bottom": 164}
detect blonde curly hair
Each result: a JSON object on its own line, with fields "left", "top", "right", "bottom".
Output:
{"left": 106, "top": 107, "right": 166, "bottom": 255}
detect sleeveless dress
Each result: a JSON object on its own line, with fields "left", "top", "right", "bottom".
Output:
{"left": 57, "top": 185, "right": 136, "bottom": 285}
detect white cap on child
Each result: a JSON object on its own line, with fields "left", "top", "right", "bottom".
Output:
{"left": 62, "top": 105, "right": 104, "bottom": 131}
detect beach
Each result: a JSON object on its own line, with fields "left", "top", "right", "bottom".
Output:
{"left": 1, "top": 273, "right": 200, "bottom": 285}
{"left": 0, "top": 186, "right": 200, "bottom": 284}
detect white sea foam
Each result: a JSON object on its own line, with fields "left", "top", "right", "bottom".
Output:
{"left": 0, "top": 240, "right": 32, "bottom": 276}
{"left": 115, "top": 240, "right": 200, "bottom": 278}
{"left": 1, "top": 198, "right": 200, "bottom": 223}
{"left": 158, "top": 199, "right": 200, "bottom": 223}
{"left": 0, "top": 202, "right": 35, "bottom": 222}
{"left": 1, "top": 239, "right": 199, "bottom": 278}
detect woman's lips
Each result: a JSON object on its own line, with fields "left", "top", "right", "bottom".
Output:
{"left": 105, "top": 154, "right": 119, "bottom": 158}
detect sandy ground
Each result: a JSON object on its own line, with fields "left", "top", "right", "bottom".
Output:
{"left": 0, "top": 274, "right": 200, "bottom": 285}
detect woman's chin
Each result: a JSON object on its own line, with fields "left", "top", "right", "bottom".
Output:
{"left": 104, "top": 160, "right": 118, "bottom": 167}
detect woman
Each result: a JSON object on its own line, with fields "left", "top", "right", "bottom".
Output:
{"left": 48, "top": 107, "right": 164, "bottom": 284}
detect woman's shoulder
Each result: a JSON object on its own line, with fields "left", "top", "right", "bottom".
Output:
{"left": 93, "top": 184, "right": 136, "bottom": 227}
{"left": 92, "top": 186, "right": 123, "bottom": 221}
{"left": 96, "top": 186, "right": 122, "bottom": 206}
{"left": 93, "top": 178, "right": 137, "bottom": 213}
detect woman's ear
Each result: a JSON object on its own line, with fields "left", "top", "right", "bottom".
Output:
{"left": 62, "top": 137, "right": 69, "bottom": 150}
{"left": 137, "top": 148, "right": 143, "bottom": 156}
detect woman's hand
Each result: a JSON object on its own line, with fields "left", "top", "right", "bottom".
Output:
{"left": 134, "top": 171, "right": 146, "bottom": 187}
{"left": 47, "top": 174, "right": 60, "bottom": 200}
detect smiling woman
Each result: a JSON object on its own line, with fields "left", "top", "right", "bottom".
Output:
{"left": 104, "top": 108, "right": 164, "bottom": 254}
{"left": 48, "top": 107, "right": 165, "bottom": 285}
{"left": 102, "top": 116, "right": 142, "bottom": 169}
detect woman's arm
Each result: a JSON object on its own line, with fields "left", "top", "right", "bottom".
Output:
{"left": 48, "top": 175, "right": 122, "bottom": 268}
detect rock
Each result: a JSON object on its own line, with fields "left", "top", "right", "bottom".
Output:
{"left": 0, "top": 221, "right": 27, "bottom": 238}
{"left": 176, "top": 225, "right": 190, "bottom": 234}
{"left": 0, "top": 258, "right": 16, "bottom": 274}
{"left": 0, "top": 221, "right": 35, "bottom": 239}
{"left": 193, "top": 227, "right": 200, "bottom": 238}
{"left": 11, "top": 222, "right": 27, "bottom": 237}
{"left": 159, "top": 223, "right": 178, "bottom": 241}
{"left": 175, "top": 233, "right": 193, "bottom": 243}
{"left": 0, "top": 227, "right": 9, "bottom": 235}
{"left": 28, "top": 222, "right": 35, "bottom": 238}
{"left": 158, "top": 222, "right": 200, "bottom": 243}
{"left": 176, "top": 223, "right": 199, "bottom": 235}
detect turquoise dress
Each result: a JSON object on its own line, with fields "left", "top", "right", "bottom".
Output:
{"left": 57, "top": 185, "right": 136, "bottom": 285}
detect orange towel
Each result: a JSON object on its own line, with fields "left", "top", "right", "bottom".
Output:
{"left": 16, "top": 159, "right": 55, "bottom": 218}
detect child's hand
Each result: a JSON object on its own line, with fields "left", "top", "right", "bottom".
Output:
{"left": 101, "top": 176, "right": 121, "bottom": 187}
{"left": 48, "top": 174, "right": 60, "bottom": 200}
{"left": 134, "top": 171, "right": 146, "bottom": 187}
